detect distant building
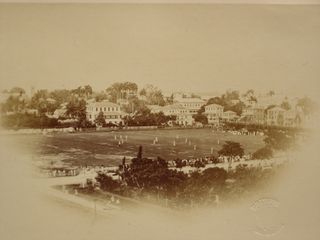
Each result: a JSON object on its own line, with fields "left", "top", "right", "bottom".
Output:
{"left": 172, "top": 92, "right": 192, "bottom": 100}
{"left": 204, "top": 104, "right": 224, "bottom": 125}
{"left": 230, "top": 99, "right": 240, "bottom": 105}
{"left": 148, "top": 105, "right": 164, "bottom": 114}
{"left": 241, "top": 105, "right": 265, "bottom": 124}
{"left": 46, "top": 98, "right": 57, "bottom": 104}
{"left": 117, "top": 88, "right": 138, "bottom": 105}
{"left": 283, "top": 108, "right": 304, "bottom": 128}
{"left": 175, "top": 97, "right": 206, "bottom": 114}
{"left": 53, "top": 103, "right": 68, "bottom": 118}
{"left": 24, "top": 108, "right": 38, "bottom": 115}
{"left": 222, "top": 110, "right": 238, "bottom": 122}
{"left": 148, "top": 103, "right": 194, "bottom": 126}
{"left": 86, "top": 100, "right": 124, "bottom": 125}
{"left": 266, "top": 106, "right": 286, "bottom": 126}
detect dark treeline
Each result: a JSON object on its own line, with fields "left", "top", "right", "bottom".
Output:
{"left": 94, "top": 146, "right": 284, "bottom": 209}
{"left": 1, "top": 83, "right": 318, "bottom": 129}
{"left": 93, "top": 129, "right": 294, "bottom": 209}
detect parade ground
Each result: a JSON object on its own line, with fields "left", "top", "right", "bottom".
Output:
{"left": 33, "top": 128, "right": 265, "bottom": 167}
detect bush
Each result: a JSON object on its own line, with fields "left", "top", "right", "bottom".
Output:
{"left": 1, "top": 113, "right": 58, "bottom": 129}
{"left": 252, "top": 146, "right": 273, "bottom": 160}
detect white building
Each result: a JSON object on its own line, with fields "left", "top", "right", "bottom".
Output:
{"left": 240, "top": 105, "right": 265, "bottom": 124}
{"left": 222, "top": 110, "right": 238, "bottom": 122}
{"left": 283, "top": 108, "right": 304, "bottom": 128}
{"left": 266, "top": 106, "right": 286, "bottom": 126}
{"left": 53, "top": 103, "right": 68, "bottom": 118}
{"left": 86, "top": 100, "right": 124, "bottom": 125}
{"left": 204, "top": 104, "right": 224, "bottom": 125}
{"left": 148, "top": 103, "right": 194, "bottom": 126}
{"left": 174, "top": 97, "right": 206, "bottom": 114}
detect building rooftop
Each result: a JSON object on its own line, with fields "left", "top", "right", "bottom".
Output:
{"left": 87, "top": 100, "right": 120, "bottom": 108}
{"left": 224, "top": 110, "right": 236, "bottom": 114}
{"left": 205, "top": 103, "right": 223, "bottom": 108}
{"left": 267, "top": 106, "right": 286, "bottom": 112}
{"left": 175, "top": 97, "right": 205, "bottom": 103}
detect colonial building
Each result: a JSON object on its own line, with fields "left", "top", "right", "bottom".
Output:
{"left": 241, "top": 105, "right": 265, "bottom": 124}
{"left": 148, "top": 104, "right": 194, "bottom": 126}
{"left": 86, "top": 100, "right": 124, "bottom": 125}
{"left": 174, "top": 97, "right": 206, "bottom": 114}
{"left": 204, "top": 104, "right": 224, "bottom": 125}
{"left": 266, "top": 106, "right": 286, "bottom": 126}
{"left": 283, "top": 108, "right": 304, "bottom": 128}
{"left": 222, "top": 110, "right": 238, "bottom": 122}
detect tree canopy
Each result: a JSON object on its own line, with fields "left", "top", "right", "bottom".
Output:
{"left": 94, "top": 112, "right": 106, "bottom": 126}
{"left": 252, "top": 146, "right": 273, "bottom": 160}
{"left": 218, "top": 141, "right": 244, "bottom": 157}
{"left": 139, "top": 84, "right": 165, "bottom": 106}
{"left": 106, "top": 82, "right": 138, "bottom": 103}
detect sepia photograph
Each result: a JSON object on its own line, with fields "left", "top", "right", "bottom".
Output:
{"left": 0, "top": 1, "right": 320, "bottom": 240}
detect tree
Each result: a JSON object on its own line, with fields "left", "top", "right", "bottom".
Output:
{"left": 139, "top": 88, "right": 147, "bottom": 97}
{"left": 193, "top": 113, "right": 208, "bottom": 125}
{"left": 30, "top": 89, "right": 61, "bottom": 115}
{"left": 96, "top": 173, "right": 121, "bottom": 192}
{"left": 244, "top": 89, "right": 254, "bottom": 97}
{"left": 1, "top": 95, "right": 25, "bottom": 113}
{"left": 106, "top": 82, "right": 138, "bottom": 103}
{"left": 264, "top": 129, "right": 295, "bottom": 151}
{"left": 225, "top": 101, "right": 245, "bottom": 116}
{"left": 222, "top": 90, "right": 239, "bottom": 101}
{"left": 202, "top": 167, "right": 228, "bottom": 186}
{"left": 137, "top": 145, "right": 143, "bottom": 159}
{"left": 84, "top": 85, "right": 93, "bottom": 98}
{"left": 207, "top": 97, "right": 226, "bottom": 107}
{"left": 140, "top": 84, "right": 165, "bottom": 106}
{"left": 124, "top": 106, "right": 171, "bottom": 126}
{"left": 280, "top": 101, "right": 291, "bottom": 111}
{"left": 180, "top": 167, "right": 227, "bottom": 205}
{"left": 252, "top": 146, "right": 273, "bottom": 160}
{"left": 94, "top": 91, "right": 109, "bottom": 102}
{"left": 297, "top": 96, "right": 317, "bottom": 116}
{"left": 70, "top": 85, "right": 93, "bottom": 99}
{"left": 9, "top": 87, "right": 25, "bottom": 95}
{"left": 267, "top": 90, "right": 275, "bottom": 97}
{"left": 218, "top": 141, "right": 244, "bottom": 157}
{"left": 123, "top": 147, "right": 188, "bottom": 198}
{"left": 206, "top": 91, "right": 245, "bottom": 115}
{"left": 166, "top": 94, "right": 174, "bottom": 105}
{"left": 1, "top": 113, "right": 58, "bottom": 129}
{"left": 122, "top": 96, "right": 146, "bottom": 114}
{"left": 94, "top": 112, "right": 106, "bottom": 126}
{"left": 49, "top": 89, "right": 71, "bottom": 105}
{"left": 242, "top": 89, "right": 257, "bottom": 103}
{"left": 66, "top": 98, "right": 87, "bottom": 127}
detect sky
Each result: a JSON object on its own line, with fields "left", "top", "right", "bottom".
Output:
{"left": 0, "top": 4, "right": 319, "bottom": 98}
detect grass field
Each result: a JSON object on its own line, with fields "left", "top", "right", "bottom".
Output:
{"left": 32, "top": 128, "right": 265, "bottom": 167}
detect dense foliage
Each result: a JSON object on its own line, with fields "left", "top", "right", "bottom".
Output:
{"left": 94, "top": 145, "right": 284, "bottom": 208}
{"left": 218, "top": 141, "right": 244, "bottom": 157}
{"left": 1, "top": 113, "right": 58, "bottom": 129}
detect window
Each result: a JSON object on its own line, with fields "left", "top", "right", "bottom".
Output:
{"left": 104, "top": 107, "right": 106, "bottom": 111}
